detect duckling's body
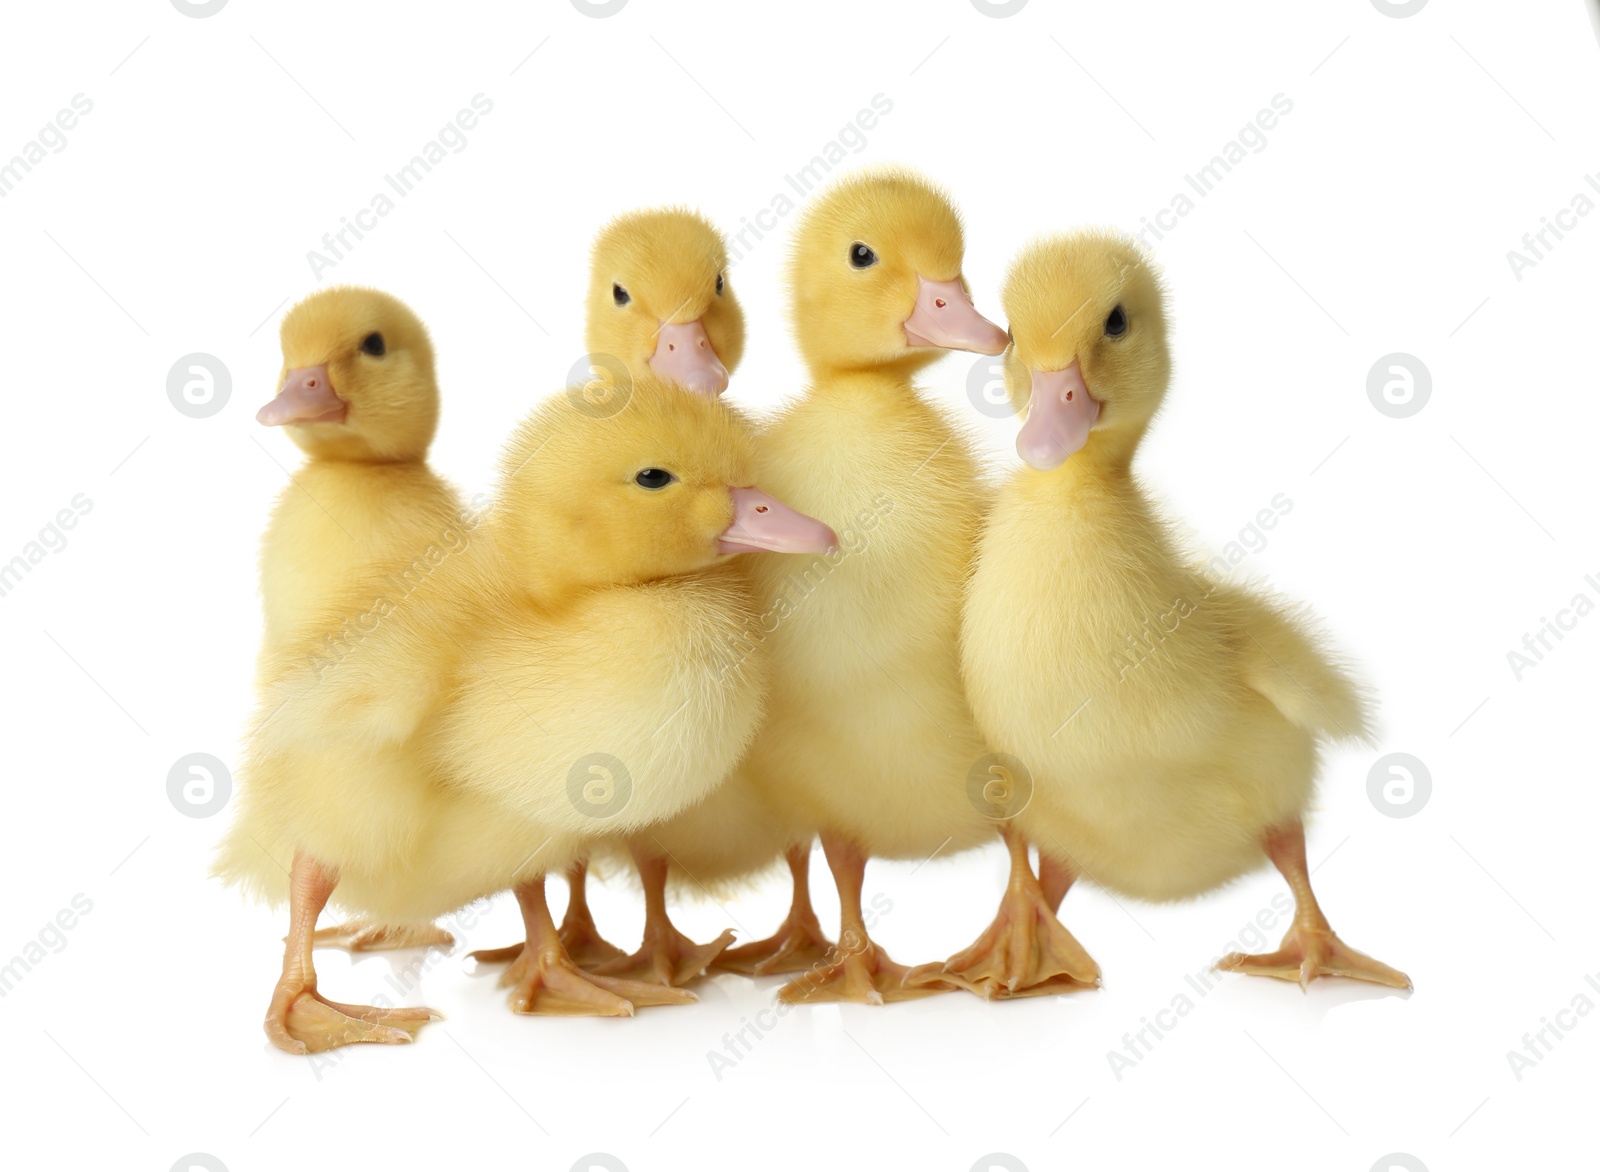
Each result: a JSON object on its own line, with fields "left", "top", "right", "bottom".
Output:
{"left": 955, "top": 230, "right": 1407, "bottom": 993}
{"left": 216, "top": 379, "right": 836, "bottom": 1051}
{"left": 257, "top": 461, "right": 462, "bottom": 660}
{"left": 745, "top": 372, "right": 994, "bottom": 856}
{"left": 965, "top": 466, "right": 1318, "bottom": 900}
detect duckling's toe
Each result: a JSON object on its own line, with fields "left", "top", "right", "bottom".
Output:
{"left": 777, "top": 932, "right": 953, "bottom": 1005}
{"left": 501, "top": 944, "right": 697, "bottom": 1016}
{"left": 559, "top": 917, "right": 628, "bottom": 970}
{"left": 265, "top": 978, "right": 439, "bottom": 1055}
{"left": 1218, "top": 924, "right": 1412, "bottom": 991}
{"left": 591, "top": 925, "right": 735, "bottom": 987}
{"left": 714, "top": 909, "right": 835, "bottom": 977}
{"left": 309, "top": 919, "right": 456, "bottom": 953}
{"left": 927, "top": 882, "right": 1101, "bottom": 1001}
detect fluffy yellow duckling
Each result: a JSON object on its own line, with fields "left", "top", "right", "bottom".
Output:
{"left": 215, "top": 377, "right": 836, "bottom": 1052}
{"left": 954, "top": 230, "right": 1409, "bottom": 994}
{"left": 737, "top": 167, "right": 1014, "bottom": 1003}
{"left": 254, "top": 286, "right": 462, "bottom": 953}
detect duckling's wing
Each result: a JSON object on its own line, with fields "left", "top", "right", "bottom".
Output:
{"left": 1212, "top": 583, "right": 1374, "bottom": 746}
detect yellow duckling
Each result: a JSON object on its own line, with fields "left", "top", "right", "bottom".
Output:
{"left": 253, "top": 285, "right": 462, "bottom": 953}
{"left": 215, "top": 377, "right": 836, "bottom": 1052}
{"left": 737, "top": 167, "right": 1014, "bottom": 1003}
{"left": 955, "top": 230, "right": 1409, "bottom": 994}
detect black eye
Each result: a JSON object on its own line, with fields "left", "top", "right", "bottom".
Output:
{"left": 635, "top": 468, "right": 674, "bottom": 489}
{"left": 360, "top": 332, "right": 385, "bottom": 357}
{"left": 715, "top": 272, "right": 724, "bottom": 295}
{"left": 1104, "top": 305, "right": 1127, "bottom": 337}
{"left": 849, "top": 242, "right": 877, "bottom": 269}
{"left": 613, "top": 283, "right": 630, "bottom": 307}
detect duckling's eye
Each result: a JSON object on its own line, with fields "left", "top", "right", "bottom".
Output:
{"left": 1104, "top": 305, "right": 1127, "bottom": 337}
{"left": 849, "top": 242, "right": 877, "bottom": 269}
{"left": 613, "top": 283, "right": 631, "bottom": 307}
{"left": 715, "top": 272, "right": 724, "bottom": 296}
{"left": 634, "top": 468, "right": 675, "bottom": 490}
{"left": 360, "top": 332, "right": 385, "bottom": 357}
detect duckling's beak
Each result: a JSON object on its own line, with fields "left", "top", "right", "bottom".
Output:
{"left": 1017, "top": 360, "right": 1099, "bottom": 471}
{"left": 904, "top": 277, "right": 1008, "bottom": 355}
{"left": 650, "top": 320, "right": 729, "bottom": 395}
{"left": 257, "top": 365, "right": 347, "bottom": 426}
{"left": 719, "top": 488, "right": 839, "bottom": 556}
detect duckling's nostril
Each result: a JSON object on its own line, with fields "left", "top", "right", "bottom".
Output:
{"left": 668, "top": 343, "right": 676, "bottom": 352}
{"left": 935, "top": 298, "right": 948, "bottom": 309}
{"left": 755, "top": 505, "right": 769, "bottom": 514}
{"left": 1065, "top": 390, "right": 1074, "bottom": 402}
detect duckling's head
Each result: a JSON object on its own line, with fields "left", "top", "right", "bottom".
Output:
{"left": 787, "top": 167, "right": 1007, "bottom": 375}
{"left": 585, "top": 208, "right": 744, "bottom": 396}
{"left": 497, "top": 375, "right": 836, "bottom": 599}
{"left": 259, "top": 286, "right": 438, "bottom": 462}
{"left": 1001, "top": 231, "right": 1170, "bottom": 472}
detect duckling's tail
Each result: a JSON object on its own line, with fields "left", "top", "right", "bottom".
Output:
{"left": 1216, "top": 585, "right": 1375, "bottom": 745}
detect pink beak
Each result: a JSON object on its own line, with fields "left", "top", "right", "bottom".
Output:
{"left": 903, "top": 277, "right": 1008, "bottom": 355}
{"left": 257, "top": 365, "right": 346, "bottom": 426}
{"left": 650, "top": 319, "right": 729, "bottom": 396}
{"left": 719, "top": 488, "right": 839, "bottom": 556}
{"left": 1016, "top": 361, "right": 1099, "bottom": 471}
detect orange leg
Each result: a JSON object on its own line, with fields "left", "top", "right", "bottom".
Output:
{"left": 777, "top": 834, "right": 950, "bottom": 1005}
{"left": 911, "top": 825, "right": 1099, "bottom": 999}
{"left": 1217, "top": 820, "right": 1411, "bottom": 990}
{"left": 591, "top": 846, "right": 733, "bottom": 986}
{"left": 715, "top": 842, "right": 835, "bottom": 976}
{"left": 1039, "top": 850, "right": 1076, "bottom": 915}
{"left": 309, "top": 919, "right": 455, "bottom": 952}
{"left": 264, "top": 852, "right": 439, "bottom": 1054}
{"left": 496, "top": 875, "right": 695, "bottom": 1015}
{"left": 557, "top": 858, "right": 627, "bottom": 968}
{"left": 469, "top": 859, "right": 625, "bottom": 969}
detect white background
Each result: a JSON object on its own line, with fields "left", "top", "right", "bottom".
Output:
{"left": 1, "top": 1, "right": 1595, "bottom": 1169}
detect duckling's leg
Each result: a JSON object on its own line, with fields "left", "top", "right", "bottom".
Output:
{"left": 911, "top": 826, "right": 1100, "bottom": 999}
{"left": 500, "top": 875, "right": 696, "bottom": 1015}
{"left": 776, "top": 834, "right": 951, "bottom": 1005}
{"left": 1217, "top": 820, "right": 1411, "bottom": 990}
{"left": 1039, "top": 851, "right": 1075, "bottom": 915}
{"left": 309, "top": 919, "right": 456, "bottom": 952}
{"left": 264, "top": 852, "right": 440, "bottom": 1054}
{"left": 715, "top": 842, "right": 836, "bottom": 976}
{"left": 466, "top": 861, "right": 624, "bottom": 968}
{"left": 557, "top": 859, "right": 627, "bottom": 967}
{"left": 590, "top": 847, "right": 734, "bottom": 986}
